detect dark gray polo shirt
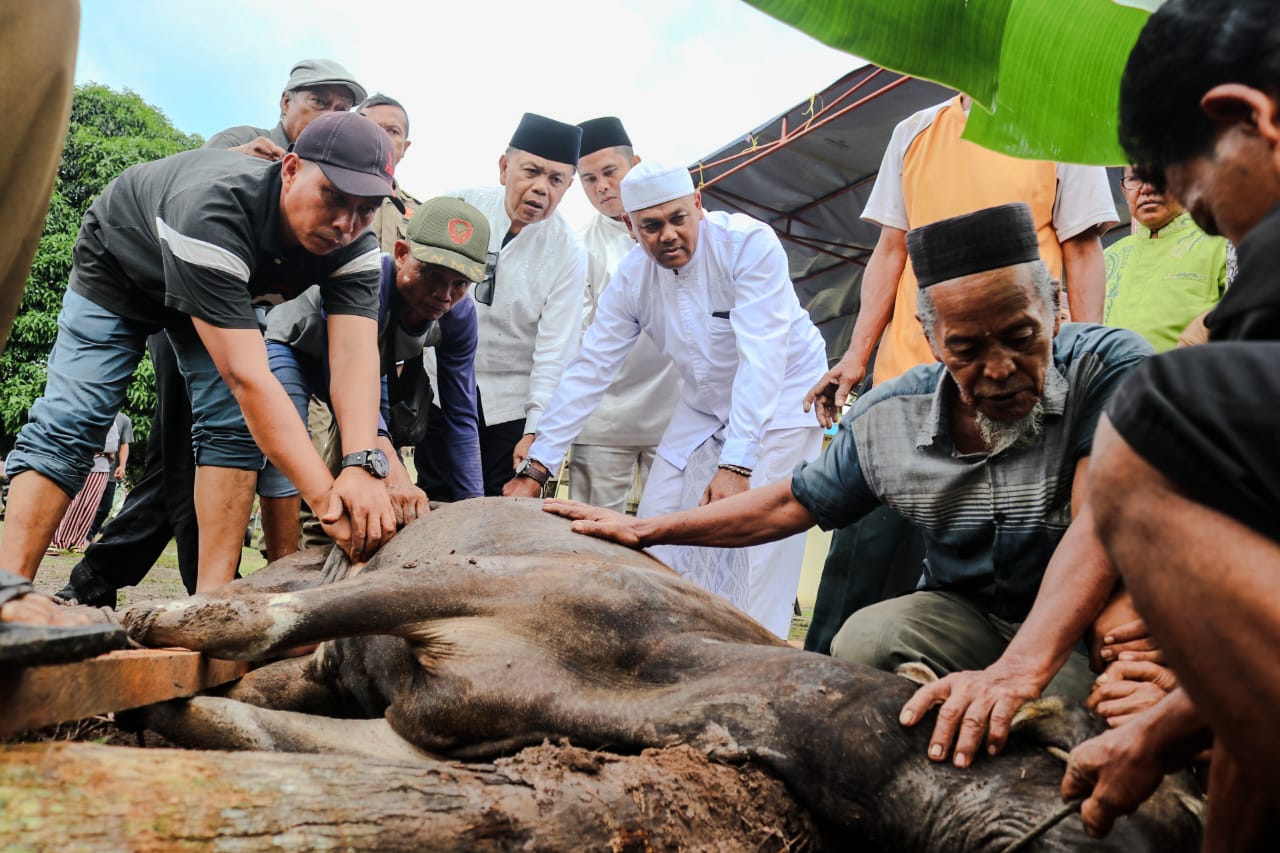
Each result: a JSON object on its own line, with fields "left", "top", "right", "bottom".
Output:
{"left": 204, "top": 121, "right": 291, "bottom": 152}
{"left": 68, "top": 148, "right": 380, "bottom": 330}
{"left": 792, "top": 323, "right": 1152, "bottom": 621}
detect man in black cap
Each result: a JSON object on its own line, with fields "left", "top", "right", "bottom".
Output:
{"left": 567, "top": 117, "right": 680, "bottom": 515}
{"left": 547, "top": 202, "right": 1152, "bottom": 761}
{"left": 206, "top": 58, "right": 366, "bottom": 161}
{"left": 414, "top": 112, "right": 587, "bottom": 497}
{"left": 1, "top": 111, "right": 401, "bottom": 607}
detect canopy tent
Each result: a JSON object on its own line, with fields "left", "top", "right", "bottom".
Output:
{"left": 691, "top": 64, "right": 1130, "bottom": 364}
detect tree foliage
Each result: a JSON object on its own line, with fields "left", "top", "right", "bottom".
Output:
{"left": 0, "top": 84, "right": 201, "bottom": 448}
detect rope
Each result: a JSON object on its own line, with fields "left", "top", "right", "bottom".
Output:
{"left": 999, "top": 798, "right": 1083, "bottom": 853}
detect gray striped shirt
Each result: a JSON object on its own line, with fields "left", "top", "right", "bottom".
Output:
{"left": 792, "top": 324, "right": 1152, "bottom": 620}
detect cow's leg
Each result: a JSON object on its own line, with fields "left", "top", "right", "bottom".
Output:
{"left": 199, "top": 547, "right": 331, "bottom": 598}
{"left": 214, "top": 653, "right": 349, "bottom": 716}
{"left": 134, "top": 696, "right": 438, "bottom": 760}
{"left": 122, "top": 561, "right": 479, "bottom": 659}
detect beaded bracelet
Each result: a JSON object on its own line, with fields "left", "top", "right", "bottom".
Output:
{"left": 717, "top": 463, "right": 753, "bottom": 478}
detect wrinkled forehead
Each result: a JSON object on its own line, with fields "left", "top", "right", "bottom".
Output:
{"left": 508, "top": 148, "right": 576, "bottom": 177}
{"left": 929, "top": 263, "right": 1044, "bottom": 312}
{"left": 633, "top": 194, "right": 699, "bottom": 223}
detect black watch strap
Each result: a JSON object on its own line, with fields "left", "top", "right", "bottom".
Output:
{"left": 341, "top": 449, "right": 389, "bottom": 479}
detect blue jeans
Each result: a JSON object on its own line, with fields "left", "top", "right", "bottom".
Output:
{"left": 256, "top": 340, "right": 324, "bottom": 498}
{"left": 8, "top": 291, "right": 148, "bottom": 497}
{"left": 165, "top": 322, "right": 263, "bottom": 470}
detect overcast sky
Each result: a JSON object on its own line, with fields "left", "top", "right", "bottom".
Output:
{"left": 75, "top": 0, "right": 857, "bottom": 226}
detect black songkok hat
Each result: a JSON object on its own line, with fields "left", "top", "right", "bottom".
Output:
{"left": 509, "top": 112, "right": 582, "bottom": 167}
{"left": 577, "top": 116, "right": 632, "bottom": 157}
{"left": 907, "top": 203, "right": 1041, "bottom": 288}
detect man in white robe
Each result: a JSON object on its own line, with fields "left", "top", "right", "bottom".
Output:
{"left": 504, "top": 163, "right": 826, "bottom": 638}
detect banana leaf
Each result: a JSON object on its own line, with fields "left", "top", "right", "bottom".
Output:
{"left": 744, "top": 0, "right": 1163, "bottom": 165}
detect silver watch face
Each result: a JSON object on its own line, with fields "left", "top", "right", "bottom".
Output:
{"left": 368, "top": 449, "right": 390, "bottom": 479}
{"left": 346, "top": 449, "right": 390, "bottom": 479}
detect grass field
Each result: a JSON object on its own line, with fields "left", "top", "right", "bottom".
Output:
{"left": 1, "top": 518, "right": 267, "bottom": 607}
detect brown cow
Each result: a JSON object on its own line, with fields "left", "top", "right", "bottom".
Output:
{"left": 124, "top": 498, "right": 1203, "bottom": 851}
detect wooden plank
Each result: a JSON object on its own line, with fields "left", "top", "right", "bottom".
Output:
{"left": 0, "top": 648, "right": 246, "bottom": 736}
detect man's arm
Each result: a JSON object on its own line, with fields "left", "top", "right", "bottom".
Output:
{"left": 326, "top": 312, "right": 397, "bottom": 558}
{"left": 204, "top": 126, "right": 286, "bottom": 161}
{"left": 805, "top": 226, "right": 906, "bottom": 427}
{"left": 1062, "top": 687, "right": 1210, "bottom": 838}
{"left": 899, "top": 457, "right": 1118, "bottom": 768}
{"left": 191, "top": 320, "right": 353, "bottom": 554}
{"left": 434, "top": 301, "right": 483, "bottom": 500}
{"left": 544, "top": 477, "right": 816, "bottom": 550}
{"left": 1062, "top": 229, "right": 1106, "bottom": 324}
{"left": 114, "top": 440, "right": 129, "bottom": 480}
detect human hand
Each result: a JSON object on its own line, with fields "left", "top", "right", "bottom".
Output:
{"left": 512, "top": 433, "right": 535, "bottom": 469}
{"left": 898, "top": 665, "right": 1043, "bottom": 768}
{"left": 114, "top": 463, "right": 126, "bottom": 480}
{"left": 229, "top": 136, "right": 287, "bottom": 161}
{"left": 700, "top": 467, "right": 750, "bottom": 506}
{"left": 331, "top": 468, "right": 397, "bottom": 560}
{"left": 502, "top": 475, "right": 543, "bottom": 498}
{"left": 1087, "top": 660, "right": 1178, "bottom": 728}
{"left": 316, "top": 488, "right": 355, "bottom": 559}
{"left": 542, "top": 498, "right": 642, "bottom": 548}
{"left": 1092, "top": 617, "right": 1164, "bottom": 670}
{"left": 386, "top": 480, "right": 428, "bottom": 528}
{"left": 803, "top": 356, "right": 866, "bottom": 428}
{"left": 1061, "top": 724, "right": 1166, "bottom": 838}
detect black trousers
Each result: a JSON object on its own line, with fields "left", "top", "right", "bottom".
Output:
{"left": 69, "top": 334, "right": 198, "bottom": 597}
{"left": 803, "top": 505, "right": 926, "bottom": 655}
{"left": 415, "top": 390, "right": 525, "bottom": 500}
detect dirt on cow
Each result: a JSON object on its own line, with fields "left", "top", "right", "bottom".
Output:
{"left": 4, "top": 519, "right": 812, "bottom": 746}
{"left": 496, "top": 741, "right": 818, "bottom": 851}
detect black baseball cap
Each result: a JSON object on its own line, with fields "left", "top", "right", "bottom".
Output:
{"left": 293, "top": 112, "right": 404, "bottom": 212}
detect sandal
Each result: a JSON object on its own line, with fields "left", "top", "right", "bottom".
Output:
{"left": 0, "top": 568, "right": 128, "bottom": 667}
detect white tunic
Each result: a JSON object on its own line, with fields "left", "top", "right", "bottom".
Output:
{"left": 532, "top": 209, "right": 826, "bottom": 637}
{"left": 444, "top": 186, "right": 587, "bottom": 433}
{"left": 574, "top": 212, "right": 680, "bottom": 447}
{"left": 531, "top": 210, "right": 827, "bottom": 473}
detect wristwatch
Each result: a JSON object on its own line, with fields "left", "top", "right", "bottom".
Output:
{"left": 514, "top": 457, "right": 550, "bottom": 487}
{"left": 341, "top": 448, "right": 390, "bottom": 479}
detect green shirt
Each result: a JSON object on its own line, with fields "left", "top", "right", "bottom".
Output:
{"left": 1104, "top": 213, "right": 1227, "bottom": 352}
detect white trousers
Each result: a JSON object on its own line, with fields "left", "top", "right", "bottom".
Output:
{"left": 569, "top": 443, "right": 656, "bottom": 514}
{"left": 637, "top": 425, "right": 822, "bottom": 638}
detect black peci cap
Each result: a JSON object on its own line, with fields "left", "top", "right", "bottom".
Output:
{"left": 509, "top": 112, "right": 582, "bottom": 167}
{"left": 907, "top": 203, "right": 1040, "bottom": 287}
{"left": 577, "top": 116, "right": 632, "bottom": 157}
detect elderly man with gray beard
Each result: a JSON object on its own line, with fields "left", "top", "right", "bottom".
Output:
{"left": 548, "top": 203, "right": 1153, "bottom": 759}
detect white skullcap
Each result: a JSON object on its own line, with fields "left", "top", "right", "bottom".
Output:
{"left": 621, "top": 161, "right": 696, "bottom": 213}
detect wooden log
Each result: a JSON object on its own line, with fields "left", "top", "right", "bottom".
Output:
{"left": 0, "top": 740, "right": 816, "bottom": 851}
{"left": 0, "top": 649, "right": 246, "bottom": 736}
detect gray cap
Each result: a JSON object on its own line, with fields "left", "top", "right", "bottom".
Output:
{"left": 284, "top": 58, "right": 366, "bottom": 105}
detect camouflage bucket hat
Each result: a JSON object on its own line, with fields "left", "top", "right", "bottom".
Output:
{"left": 405, "top": 197, "right": 491, "bottom": 281}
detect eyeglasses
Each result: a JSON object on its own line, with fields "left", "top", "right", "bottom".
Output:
{"left": 1119, "top": 176, "right": 1148, "bottom": 191}
{"left": 474, "top": 252, "right": 499, "bottom": 306}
